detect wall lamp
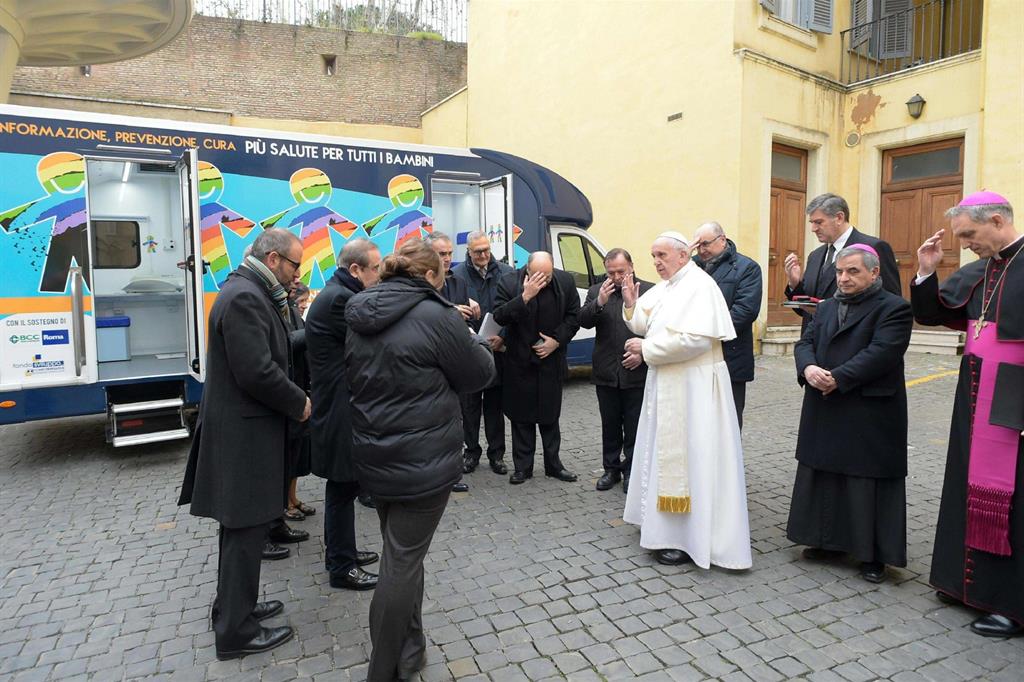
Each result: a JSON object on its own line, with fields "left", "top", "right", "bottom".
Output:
{"left": 80, "top": 65, "right": 91, "bottom": 77}
{"left": 906, "top": 94, "right": 926, "bottom": 119}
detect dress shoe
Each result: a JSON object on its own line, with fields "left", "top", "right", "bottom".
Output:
{"left": 268, "top": 522, "right": 309, "bottom": 544}
{"left": 656, "top": 549, "right": 692, "bottom": 566}
{"left": 452, "top": 481, "right": 469, "bottom": 493}
{"left": 546, "top": 468, "right": 578, "bottom": 483}
{"left": 252, "top": 600, "right": 284, "bottom": 621}
{"left": 489, "top": 459, "right": 508, "bottom": 475}
{"left": 216, "top": 625, "right": 294, "bottom": 661}
{"left": 969, "top": 613, "right": 1024, "bottom": 638}
{"left": 622, "top": 473, "right": 630, "bottom": 494}
{"left": 397, "top": 649, "right": 428, "bottom": 680}
{"left": 356, "top": 550, "right": 379, "bottom": 567}
{"left": 801, "top": 547, "right": 844, "bottom": 561}
{"left": 935, "top": 590, "right": 960, "bottom": 605}
{"left": 596, "top": 470, "right": 621, "bottom": 491}
{"left": 262, "top": 542, "right": 290, "bottom": 561}
{"left": 859, "top": 561, "right": 887, "bottom": 584}
{"left": 330, "top": 566, "right": 378, "bottom": 591}
{"left": 509, "top": 471, "right": 532, "bottom": 485}
{"left": 463, "top": 455, "right": 479, "bottom": 474}
{"left": 358, "top": 493, "right": 376, "bottom": 509}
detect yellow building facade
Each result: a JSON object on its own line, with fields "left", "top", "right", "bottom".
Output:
{"left": 422, "top": 0, "right": 1023, "bottom": 338}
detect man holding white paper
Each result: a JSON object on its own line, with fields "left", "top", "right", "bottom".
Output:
{"left": 452, "top": 231, "right": 514, "bottom": 475}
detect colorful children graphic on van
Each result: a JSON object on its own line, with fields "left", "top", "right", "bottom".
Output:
{"left": 0, "top": 152, "right": 89, "bottom": 293}
{"left": 260, "top": 168, "right": 357, "bottom": 289}
{"left": 197, "top": 162, "right": 258, "bottom": 291}
{"left": 364, "top": 174, "right": 433, "bottom": 249}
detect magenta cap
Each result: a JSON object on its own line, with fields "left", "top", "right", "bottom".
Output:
{"left": 959, "top": 190, "right": 1010, "bottom": 207}
{"left": 846, "top": 243, "right": 878, "bottom": 257}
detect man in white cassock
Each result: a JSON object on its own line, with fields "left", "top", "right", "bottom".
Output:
{"left": 620, "top": 232, "right": 752, "bottom": 569}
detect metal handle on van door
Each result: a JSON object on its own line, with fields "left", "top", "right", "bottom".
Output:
{"left": 70, "top": 267, "right": 86, "bottom": 377}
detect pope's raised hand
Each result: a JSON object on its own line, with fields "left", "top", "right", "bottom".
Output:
{"left": 916, "top": 229, "right": 945, "bottom": 278}
{"left": 621, "top": 273, "right": 640, "bottom": 308}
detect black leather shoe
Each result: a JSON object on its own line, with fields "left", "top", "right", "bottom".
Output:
{"left": 216, "top": 625, "right": 293, "bottom": 660}
{"left": 262, "top": 542, "right": 290, "bottom": 561}
{"left": 859, "top": 561, "right": 887, "bottom": 583}
{"left": 656, "top": 549, "right": 692, "bottom": 566}
{"left": 596, "top": 471, "right": 621, "bottom": 491}
{"left": 356, "top": 551, "right": 379, "bottom": 567}
{"left": 622, "top": 474, "right": 630, "bottom": 494}
{"left": 970, "top": 613, "right": 1024, "bottom": 638}
{"left": 463, "top": 456, "right": 478, "bottom": 474}
{"left": 452, "top": 480, "right": 469, "bottom": 493}
{"left": 330, "top": 567, "right": 378, "bottom": 591}
{"left": 358, "top": 493, "right": 376, "bottom": 509}
{"left": 268, "top": 523, "right": 309, "bottom": 544}
{"left": 489, "top": 459, "right": 508, "bottom": 475}
{"left": 935, "top": 590, "right": 960, "bottom": 605}
{"left": 252, "top": 600, "right": 284, "bottom": 621}
{"left": 801, "top": 547, "right": 844, "bottom": 561}
{"left": 546, "top": 468, "right": 578, "bottom": 483}
{"left": 509, "top": 471, "right": 532, "bottom": 485}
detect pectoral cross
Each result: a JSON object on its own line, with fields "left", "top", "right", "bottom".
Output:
{"left": 973, "top": 317, "right": 987, "bottom": 340}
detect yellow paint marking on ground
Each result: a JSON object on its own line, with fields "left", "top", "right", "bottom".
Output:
{"left": 905, "top": 370, "right": 959, "bottom": 388}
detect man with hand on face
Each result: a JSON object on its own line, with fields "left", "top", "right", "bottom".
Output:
{"left": 788, "top": 244, "right": 913, "bottom": 585}
{"left": 179, "top": 228, "right": 310, "bottom": 660}
{"left": 452, "top": 231, "right": 514, "bottom": 477}
{"left": 493, "top": 251, "right": 580, "bottom": 485}
{"left": 579, "top": 248, "right": 652, "bottom": 493}
{"left": 784, "top": 193, "right": 901, "bottom": 332}
{"left": 426, "top": 231, "right": 480, "bottom": 493}
{"left": 620, "top": 232, "right": 751, "bottom": 570}
{"left": 306, "top": 238, "right": 382, "bottom": 592}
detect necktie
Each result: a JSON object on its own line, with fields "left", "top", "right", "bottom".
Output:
{"left": 818, "top": 243, "right": 836, "bottom": 292}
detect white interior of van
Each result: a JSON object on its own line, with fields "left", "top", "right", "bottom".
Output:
{"left": 86, "top": 159, "right": 188, "bottom": 381}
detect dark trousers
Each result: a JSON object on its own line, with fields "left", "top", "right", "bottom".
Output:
{"left": 367, "top": 489, "right": 451, "bottom": 682}
{"left": 213, "top": 522, "right": 268, "bottom": 650}
{"left": 460, "top": 385, "right": 506, "bottom": 463}
{"left": 595, "top": 385, "right": 644, "bottom": 475}
{"left": 510, "top": 421, "right": 563, "bottom": 475}
{"left": 731, "top": 381, "right": 747, "bottom": 431}
{"left": 41, "top": 226, "right": 91, "bottom": 293}
{"left": 324, "top": 480, "right": 361, "bottom": 578}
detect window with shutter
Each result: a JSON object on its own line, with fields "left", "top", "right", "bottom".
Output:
{"left": 761, "top": 0, "right": 833, "bottom": 34}
{"left": 807, "top": 0, "right": 833, "bottom": 33}
{"left": 850, "top": 0, "right": 873, "bottom": 47}
{"left": 879, "top": 0, "right": 912, "bottom": 59}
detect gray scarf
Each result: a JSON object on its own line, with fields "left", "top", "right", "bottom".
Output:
{"left": 835, "top": 277, "right": 883, "bottom": 326}
{"left": 241, "top": 255, "right": 291, "bottom": 322}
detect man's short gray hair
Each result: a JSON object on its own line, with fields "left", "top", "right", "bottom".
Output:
{"left": 944, "top": 202, "right": 1014, "bottom": 224}
{"left": 251, "top": 228, "right": 300, "bottom": 263}
{"left": 835, "top": 246, "right": 879, "bottom": 271}
{"left": 806, "top": 193, "right": 851, "bottom": 222}
{"left": 695, "top": 221, "right": 724, "bottom": 238}
{"left": 339, "top": 238, "right": 380, "bottom": 268}
{"left": 424, "top": 231, "right": 453, "bottom": 246}
{"left": 465, "top": 230, "right": 489, "bottom": 245}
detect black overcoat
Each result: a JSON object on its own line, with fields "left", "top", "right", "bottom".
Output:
{"left": 305, "top": 269, "right": 361, "bottom": 483}
{"left": 793, "top": 287, "right": 913, "bottom": 478}
{"left": 698, "top": 240, "right": 763, "bottom": 382}
{"left": 786, "top": 228, "right": 902, "bottom": 332}
{"left": 344, "top": 276, "right": 495, "bottom": 500}
{"left": 493, "top": 266, "right": 580, "bottom": 424}
{"left": 578, "top": 278, "right": 652, "bottom": 389}
{"left": 178, "top": 267, "right": 307, "bottom": 528}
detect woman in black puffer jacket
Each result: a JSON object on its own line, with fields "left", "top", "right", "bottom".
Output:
{"left": 344, "top": 239, "right": 494, "bottom": 682}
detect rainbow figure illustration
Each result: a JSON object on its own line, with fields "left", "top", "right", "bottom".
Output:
{"left": 0, "top": 152, "right": 88, "bottom": 293}
{"left": 364, "top": 174, "right": 433, "bottom": 249}
{"left": 197, "top": 162, "right": 258, "bottom": 291}
{"left": 261, "top": 168, "right": 356, "bottom": 289}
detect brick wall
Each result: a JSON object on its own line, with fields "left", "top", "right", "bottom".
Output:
{"left": 10, "top": 16, "right": 467, "bottom": 128}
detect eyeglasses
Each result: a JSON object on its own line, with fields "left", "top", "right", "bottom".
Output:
{"left": 469, "top": 247, "right": 491, "bottom": 255}
{"left": 275, "top": 252, "right": 302, "bottom": 270}
{"left": 694, "top": 235, "right": 724, "bottom": 249}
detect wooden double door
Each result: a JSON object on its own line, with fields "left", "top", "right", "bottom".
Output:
{"left": 767, "top": 144, "right": 807, "bottom": 326}
{"left": 880, "top": 138, "right": 964, "bottom": 299}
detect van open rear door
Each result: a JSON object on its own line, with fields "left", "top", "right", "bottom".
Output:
{"left": 177, "top": 149, "right": 206, "bottom": 383}
{"left": 481, "top": 175, "right": 514, "bottom": 266}
{"left": 430, "top": 173, "right": 514, "bottom": 266}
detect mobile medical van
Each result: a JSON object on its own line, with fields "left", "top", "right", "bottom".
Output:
{"left": 0, "top": 104, "right": 608, "bottom": 446}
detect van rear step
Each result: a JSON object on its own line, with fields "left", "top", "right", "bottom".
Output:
{"left": 106, "top": 381, "right": 192, "bottom": 447}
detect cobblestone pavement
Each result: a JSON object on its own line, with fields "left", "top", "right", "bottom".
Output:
{"left": 2, "top": 353, "right": 1023, "bottom": 681}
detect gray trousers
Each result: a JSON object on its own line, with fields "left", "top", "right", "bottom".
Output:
{"left": 367, "top": 489, "right": 451, "bottom": 682}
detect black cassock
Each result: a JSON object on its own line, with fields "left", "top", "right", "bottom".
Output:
{"left": 911, "top": 236, "right": 1024, "bottom": 623}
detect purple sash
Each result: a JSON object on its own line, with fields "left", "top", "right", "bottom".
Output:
{"left": 964, "top": 321, "right": 1024, "bottom": 556}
